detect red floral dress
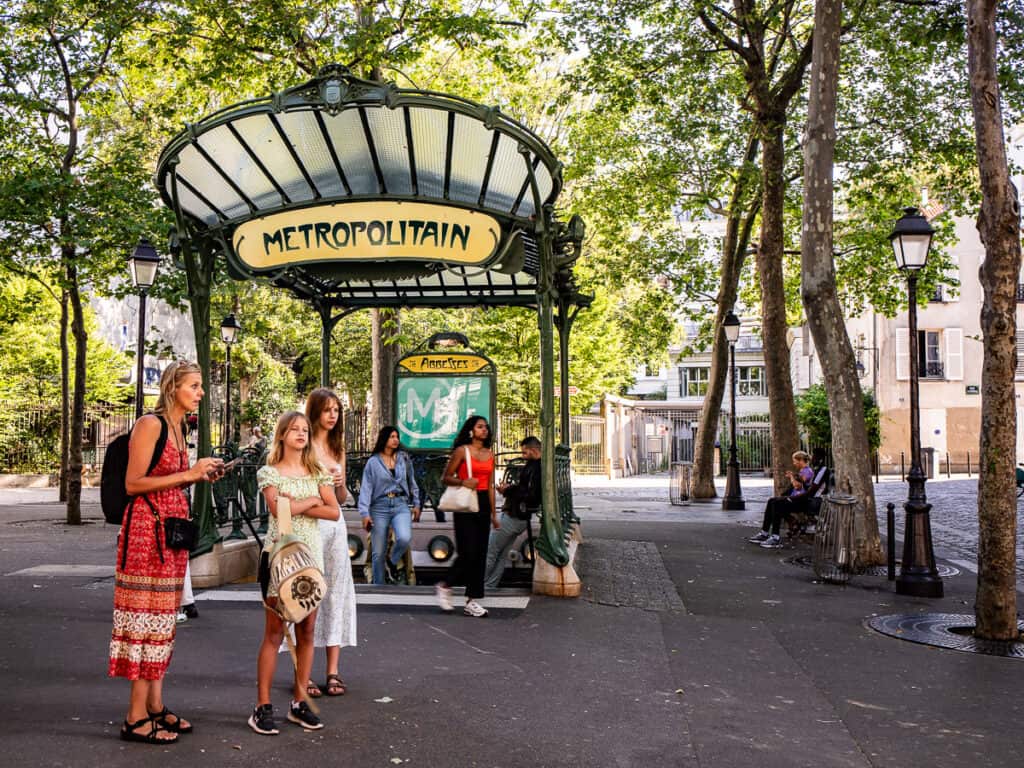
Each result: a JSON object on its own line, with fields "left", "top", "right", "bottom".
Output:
{"left": 108, "top": 436, "right": 191, "bottom": 680}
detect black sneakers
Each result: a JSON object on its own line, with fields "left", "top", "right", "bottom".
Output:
{"left": 249, "top": 701, "right": 323, "bottom": 734}
{"left": 248, "top": 704, "right": 279, "bottom": 735}
{"left": 287, "top": 700, "right": 323, "bottom": 730}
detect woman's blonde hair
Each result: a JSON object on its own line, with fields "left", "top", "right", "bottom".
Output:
{"left": 792, "top": 450, "right": 811, "bottom": 462}
{"left": 267, "top": 411, "right": 323, "bottom": 476}
{"left": 153, "top": 361, "right": 202, "bottom": 415}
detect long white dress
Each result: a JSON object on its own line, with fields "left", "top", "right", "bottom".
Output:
{"left": 313, "top": 451, "right": 358, "bottom": 650}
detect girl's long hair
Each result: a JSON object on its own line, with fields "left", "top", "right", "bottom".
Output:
{"left": 452, "top": 415, "right": 491, "bottom": 449}
{"left": 153, "top": 361, "right": 202, "bottom": 416}
{"left": 267, "top": 411, "right": 323, "bottom": 477}
{"left": 371, "top": 425, "right": 400, "bottom": 456}
{"left": 306, "top": 387, "right": 345, "bottom": 459}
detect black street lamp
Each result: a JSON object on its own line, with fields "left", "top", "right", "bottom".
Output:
{"left": 722, "top": 310, "right": 745, "bottom": 510}
{"left": 220, "top": 313, "right": 241, "bottom": 445}
{"left": 128, "top": 239, "right": 160, "bottom": 419}
{"left": 890, "top": 207, "right": 942, "bottom": 598}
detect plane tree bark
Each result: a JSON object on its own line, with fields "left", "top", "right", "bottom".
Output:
{"left": 799, "top": 0, "right": 882, "bottom": 564}
{"left": 967, "top": 0, "right": 1021, "bottom": 640}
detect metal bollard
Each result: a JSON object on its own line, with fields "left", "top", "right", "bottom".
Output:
{"left": 967, "top": 451, "right": 971, "bottom": 477}
{"left": 886, "top": 502, "right": 896, "bottom": 581}
{"left": 900, "top": 452, "right": 905, "bottom": 481}
{"left": 946, "top": 452, "right": 951, "bottom": 478}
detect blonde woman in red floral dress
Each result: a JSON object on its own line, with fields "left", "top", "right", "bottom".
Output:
{"left": 108, "top": 361, "right": 224, "bottom": 744}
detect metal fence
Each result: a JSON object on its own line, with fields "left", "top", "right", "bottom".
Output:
{"left": 495, "top": 412, "right": 607, "bottom": 475}
{"left": 627, "top": 406, "right": 703, "bottom": 474}
{"left": 0, "top": 401, "right": 137, "bottom": 474}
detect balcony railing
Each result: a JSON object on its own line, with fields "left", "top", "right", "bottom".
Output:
{"left": 922, "top": 361, "right": 944, "bottom": 379}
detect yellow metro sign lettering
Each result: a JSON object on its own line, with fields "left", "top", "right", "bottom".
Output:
{"left": 233, "top": 201, "right": 501, "bottom": 270}
{"left": 399, "top": 354, "right": 490, "bottom": 374}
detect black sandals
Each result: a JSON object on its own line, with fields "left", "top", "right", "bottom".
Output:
{"left": 148, "top": 706, "right": 193, "bottom": 734}
{"left": 120, "top": 716, "right": 178, "bottom": 744}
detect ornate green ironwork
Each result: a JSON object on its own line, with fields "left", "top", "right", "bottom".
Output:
{"left": 155, "top": 65, "right": 589, "bottom": 571}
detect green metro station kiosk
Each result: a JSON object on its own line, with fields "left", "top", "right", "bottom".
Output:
{"left": 155, "top": 65, "right": 589, "bottom": 595}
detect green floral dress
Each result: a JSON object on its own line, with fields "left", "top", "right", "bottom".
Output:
{"left": 257, "top": 465, "right": 332, "bottom": 595}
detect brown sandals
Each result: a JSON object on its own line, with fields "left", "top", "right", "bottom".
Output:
{"left": 325, "top": 673, "right": 347, "bottom": 696}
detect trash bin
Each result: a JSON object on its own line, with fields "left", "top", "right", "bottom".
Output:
{"left": 813, "top": 494, "right": 858, "bottom": 584}
{"left": 920, "top": 447, "right": 935, "bottom": 479}
{"left": 669, "top": 462, "right": 692, "bottom": 506}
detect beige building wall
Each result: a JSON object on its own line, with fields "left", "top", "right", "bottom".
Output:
{"left": 804, "top": 214, "right": 1024, "bottom": 473}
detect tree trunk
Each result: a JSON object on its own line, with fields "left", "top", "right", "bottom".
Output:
{"left": 65, "top": 256, "right": 86, "bottom": 526}
{"left": 800, "top": 0, "right": 883, "bottom": 565}
{"left": 59, "top": 289, "right": 70, "bottom": 502}
{"left": 967, "top": 0, "right": 1021, "bottom": 640}
{"left": 757, "top": 123, "right": 800, "bottom": 494}
{"left": 371, "top": 308, "right": 400, "bottom": 433}
{"left": 691, "top": 135, "right": 760, "bottom": 499}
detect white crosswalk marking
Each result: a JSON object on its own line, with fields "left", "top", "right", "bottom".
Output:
{"left": 196, "top": 589, "right": 530, "bottom": 609}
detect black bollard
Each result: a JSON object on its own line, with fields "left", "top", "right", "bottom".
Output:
{"left": 967, "top": 451, "right": 971, "bottom": 477}
{"left": 900, "top": 452, "right": 905, "bottom": 481}
{"left": 886, "top": 502, "right": 896, "bottom": 581}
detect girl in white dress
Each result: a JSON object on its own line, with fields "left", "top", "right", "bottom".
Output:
{"left": 306, "top": 388, "right": 358, "bottom": 697}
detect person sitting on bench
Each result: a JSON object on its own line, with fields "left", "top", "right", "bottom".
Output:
{"left": 793, "top": 448, "right": 829, "bottom": 535}
{"left": 749, "top": 451, "right": 813, "bottom": 549}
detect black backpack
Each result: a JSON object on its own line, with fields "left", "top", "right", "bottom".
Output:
{"left": 100, "top": 415, "right": 168, "bottom": 525}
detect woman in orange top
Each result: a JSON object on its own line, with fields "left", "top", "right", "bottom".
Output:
{"left": 435, "top": 415, "right": 498, "bottom": 617}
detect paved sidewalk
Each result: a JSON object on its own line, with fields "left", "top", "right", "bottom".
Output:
{"left": 1, "top": 479, "right": 1022, "bottom": 766}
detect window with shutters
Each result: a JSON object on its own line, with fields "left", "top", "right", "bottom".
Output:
{"left": 895, "top": 327, "right": 963, "bottom": 381}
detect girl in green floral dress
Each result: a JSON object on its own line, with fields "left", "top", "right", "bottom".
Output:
{"left": 249, "top": 411, "right": 338, "bottom": 736}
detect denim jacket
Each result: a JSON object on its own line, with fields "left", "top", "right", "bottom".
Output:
{"left": 357, "top": 451, "right": 420, "bottom": 517}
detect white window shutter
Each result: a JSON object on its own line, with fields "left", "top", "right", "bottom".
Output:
{"left": 945, "top": 327, "right": 963, "bottom": 380}
{"left": 896, "top": 328, "right": 910, "bottom": 381}
{"left": 1016, "top": 327, "right": 1024, "bottom": 380}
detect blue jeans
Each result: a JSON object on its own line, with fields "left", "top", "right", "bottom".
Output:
{"left": 368, "top": 497, "right": 412, "bottom": 585}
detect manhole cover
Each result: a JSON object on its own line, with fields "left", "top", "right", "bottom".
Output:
{"left": 786, "top": 555, "right": 959, "bottom": 578}
{"left": 867, "top": 613, "right": 1024, "bottom": 658}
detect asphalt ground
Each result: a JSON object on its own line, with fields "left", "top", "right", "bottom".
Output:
{"left": 1, "top": 479, "right": 1022, "bottom": 767}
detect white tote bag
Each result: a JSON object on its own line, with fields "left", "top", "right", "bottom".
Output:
{"left": 437, "top": 446, "right": 480, "bottom": 513}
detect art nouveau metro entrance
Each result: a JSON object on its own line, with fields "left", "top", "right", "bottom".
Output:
{"left": 156, "top": 65, "right": 588, "bottom": 594}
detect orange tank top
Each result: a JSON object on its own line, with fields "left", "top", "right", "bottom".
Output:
{"left": 457, "top": 449, "right": 493, "bottom": 491}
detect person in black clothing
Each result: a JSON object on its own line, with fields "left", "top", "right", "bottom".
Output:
{"left": 748, "top": 450, "right": 813, "bottom": 549}
{"left": 483, "top": 436, "right": 541, "bottom": 588}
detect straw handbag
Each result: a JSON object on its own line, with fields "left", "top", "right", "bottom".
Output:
{"left": 266, "top": 497, "right": 326, "bottom": 623}
{"left": 438, "top": 446, "right": 479, "bottom": 513}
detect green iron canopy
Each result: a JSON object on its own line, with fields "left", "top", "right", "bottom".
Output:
{"left": 155, "top": 65, "right": 576, "bottom": 308}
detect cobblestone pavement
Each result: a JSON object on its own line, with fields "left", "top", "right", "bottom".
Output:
{"left": 573, "top": 473, "right": 1024, "bottom": 584}
{"left": 576, "top": 538, "right": 686, "bottom": 612}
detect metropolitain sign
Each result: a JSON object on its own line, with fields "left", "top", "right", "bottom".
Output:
{"left": 232, "top": 201, "right": 502, "bottom": 270}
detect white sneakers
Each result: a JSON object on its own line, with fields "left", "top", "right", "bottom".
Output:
{"left": 435, "top": 584, "right": 488, "bottom": 617}
{"left": 435, "top": 583, "right": 453, "bottom": 612}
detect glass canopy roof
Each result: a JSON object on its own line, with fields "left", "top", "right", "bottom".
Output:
{"left": 155, "top": 65, "right": 574, "bottom": 309}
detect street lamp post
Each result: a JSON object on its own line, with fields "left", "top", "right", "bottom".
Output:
{"left": 722, "top": 310, "right": 745, "bottom": 510}
{"left": 890, "top": 207, "right": 943, "bottom": 598}
{"left": 128, "top": 239, "right": 160, "bottom": 419}
{"left": 220, "top": 313, "right": 241, "bottom": 446}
